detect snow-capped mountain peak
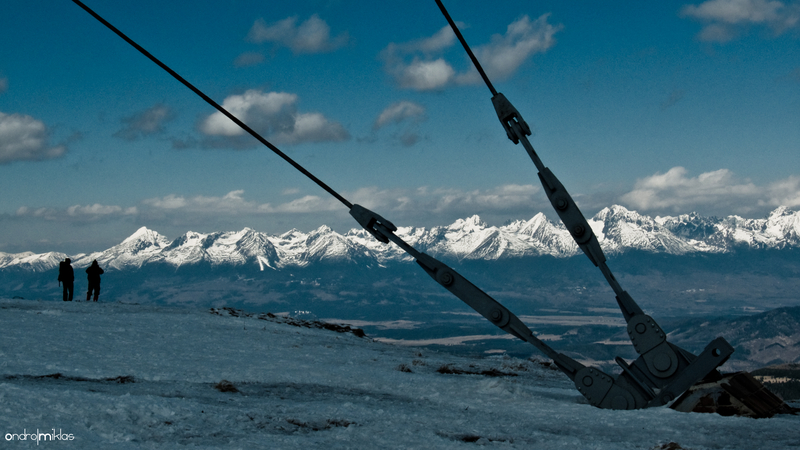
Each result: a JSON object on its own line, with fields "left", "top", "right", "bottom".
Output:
{"left": 447, "top": 215, "right": 487, "bottom": 233}
{"left": 120, "top": 226, "right": 170, "bottom": 248}
{"left": 4, "top": 206, "right": 800, "bottom": 272}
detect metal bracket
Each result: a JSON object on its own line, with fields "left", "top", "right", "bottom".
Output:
{"left": 538, "top": 168, "right": 606, "bottom": 267}
{"left": 647, "top": 337, "right": 734, "bottom": 406}
{"left": 491, "top": 93, "right": 531, "bottom": 144}
{"left": 349, "top": 204, "right": 397, "bottom": 244}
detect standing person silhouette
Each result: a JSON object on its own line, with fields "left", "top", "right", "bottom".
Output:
{"left": 86, "top": 260, "right": 104, "bottom": 302}
{"left": 58, "top": 258, "right": 74, "bottom": 301}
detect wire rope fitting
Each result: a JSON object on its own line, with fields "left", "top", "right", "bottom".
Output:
{"left": 491, "top": 93, "right": 531, "bottom": 144}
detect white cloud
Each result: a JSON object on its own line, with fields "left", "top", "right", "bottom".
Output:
{"left": 402, "top": 59, "right": 456, "bottom": 91}
{"left": 428, "top": 184, "right": 542, "bottom": 213}
{"left": 0, "top": 112, "right": 65, "bottom": 164}
{"left": 340, "top": 184, "right": 543, "bottom": 222}
{"left": 201, "top": 91, "right": 296, "bottom": 137}
{"left": 381, "top": 15, "right": 560, "bottom": 91}
{"left": 683, "top": 0, "right": 785, "bottom": 23}
{"left": 269, "top": 195, "right": 340, "bottom": 213}
{"left": 415, "top": 25, "right": 457, "bottom": 53}
{"left": 15, "top": 203, "right": 136, "bottom": 222}
{"left": 387, "top": 25, "right": 458, "bottom": 55}
{"left": 139, "top": 190, "right": 341, "bottom": 217}
{"left": 199, "top": 90, "right": 348, "bottom": 146}
{"left": 114, "top": 104, "right": 173, "bottom": 141}
{"left": 373, "top": 101, "right": 426, "bottom": 130}
{"left": 619, "top": 166, "right": 800, "bottom": 215}
{"left": 458, "top": 15, "right": 562, "bottom": 84}
{"left": 141, "top": 194, "right": 188, "bottom": 210}
{"left": 277, "top": 112, "right": 349, "bottom": 144}
{"left": 143, "top": 190, "right": 261, "bottom": 214}
{"left": 10, "top": 174, "right": 800, "bottom": 235}
{"left": 381, "top": 32, "right": 457, "bottom": 91}
{"left": 681, "top": 0, "right": 800, "bottom": 42}
{"left": 246, "top": 15, "right": 349, "bottom": 54}
{"left": 68, "top": 204, "right": 122, "bottom": 216}
{"left": 761, "top": 175, "right": 800, "bottom": 208}
{"left": 140, "top": 184, "right": 542, "bottom": 222}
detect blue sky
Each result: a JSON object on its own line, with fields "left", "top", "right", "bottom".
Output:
{"left": 1, "top": 0, "right": 799, "bottom": 254}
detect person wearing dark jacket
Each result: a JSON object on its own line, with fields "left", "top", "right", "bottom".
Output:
{"left": 86, "top": 260, "right": 104, "bottom": 302}
{"left": 58, "top": 258, "right": 75, "bottom": 301}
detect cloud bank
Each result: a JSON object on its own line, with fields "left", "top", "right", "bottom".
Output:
{"left": 619, "top": 166, "right": 800, "bottom": 215}
{"left": 9, "top": 184, "right": 543, "bottom": 230}
{"left": 9, "top": 169, "right": 800, "bottom": 233}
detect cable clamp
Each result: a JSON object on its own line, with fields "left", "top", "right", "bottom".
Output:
{"left": 349, "top": 204, "right": 397, "bottom": 244}
{"left": 491, "top": 93, "right": 531, "bottom": 144}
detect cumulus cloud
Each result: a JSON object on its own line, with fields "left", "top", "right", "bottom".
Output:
{"left": 681, "top": 0, "right": 800, "bottom": 42}
{"left": 619, "top": 166, "right": 800, "bottom": 215}
{"left": 760, "top": 175, "right": 800, "bottom": 208}
{"left": 414, "top": 25, "right": 458, "bottom": 53}
{"left": 199, "top": 89, "right": 349, "bottom": 146}
{"left": 381, "top": 15, "right": 561, "bottom": 91}
{"left": 398, "top": 58, "right": 456, "bottom": 91}
{"left": 373, "top": 101, "right": 426, "bottom": 130}
{"left": 0, "top": 112, "right": 65, "bottom": 164}
{"left": 113, "top": 104, "right": 174, "bottom": 141}
{"left": 457, "top": 15, "right": 562, "bottom": 84}
{"left": 246, "top": 15, "right": 349, "bottom": 54}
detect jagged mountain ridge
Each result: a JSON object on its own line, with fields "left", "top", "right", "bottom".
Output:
{"left": 3, "top": 205, "right": 800, "bottom": 272}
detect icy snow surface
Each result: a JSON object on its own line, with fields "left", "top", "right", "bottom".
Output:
{"left": 1, "top": 298, "right": 797, "bottom": 449}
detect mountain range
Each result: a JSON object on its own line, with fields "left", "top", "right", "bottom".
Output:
{"left": 2, "top": 206, "right": 799, "bottom": 372}
{"left": 2, "top": 205, "right": 800, "bottom": 273}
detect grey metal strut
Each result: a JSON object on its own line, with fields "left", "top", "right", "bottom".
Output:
{"left": 434, "top": 0, "right": 735, "bottom": 409}
{"left": 351, "top": 204, "right": 655, "bottom": 409}
{"left": 73, "top": 0, "right": 637, "bottom": 407}
{"left": 73, "top": 0, "right": 733, "bottom": 411}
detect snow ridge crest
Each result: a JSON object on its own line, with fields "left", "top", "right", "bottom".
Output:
{"left": 2, "top": 205, "right": 799, "bottom": 272}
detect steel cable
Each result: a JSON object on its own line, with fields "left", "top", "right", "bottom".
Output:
{"left": 71, "top": 0, "right": 353, "bottom": 209}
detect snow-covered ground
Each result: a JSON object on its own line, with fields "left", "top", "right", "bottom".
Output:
{"left": 1, "top": 298, "right": 797, "bottom": 449}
